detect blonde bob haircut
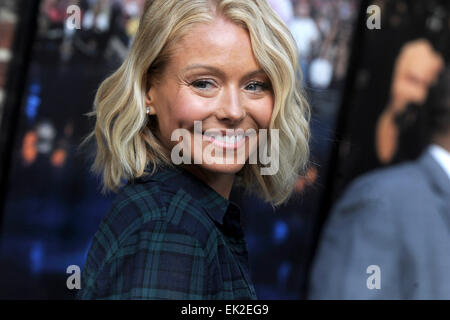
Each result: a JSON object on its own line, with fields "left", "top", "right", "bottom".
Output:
{"left": 80, "top": 0, "right": 310, "bottom": 207}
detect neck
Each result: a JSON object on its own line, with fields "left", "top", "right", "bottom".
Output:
{"left": 432, "top": 132, "right": 450, "bottom": 153}
{"left": 182, "top": 165, "right": 235, "bottom": 200}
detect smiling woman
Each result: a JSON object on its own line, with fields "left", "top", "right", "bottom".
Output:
{"left": 78, "top": 0, "right": 310, "bottom": 300}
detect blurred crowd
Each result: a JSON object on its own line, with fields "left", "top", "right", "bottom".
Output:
{"left": 0, "top": 0, "right": 18, "bottom": 127}
{"left": 19, "top": 0, "right": 145, "bottom": 171}
{"left": 36, "top": 0, "right": 357, "bottom": 89}
{"left": 269, "top": 0, "right": 358, "bottom": 88}
{"left": 37, "top": 0, "right": 144, "bottom": 65}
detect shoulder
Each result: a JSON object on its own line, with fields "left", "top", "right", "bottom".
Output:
{"left": 80, "top": 174, "right": 225, "bottom": 299}
{"left": 333, "top": 160, "right": 432, "bottom": 225}
{"left": 91, "top": 176, "right": 216, "bottom": 263}
{"left": 342, "top": 160, "right": 426, "bottom": 204}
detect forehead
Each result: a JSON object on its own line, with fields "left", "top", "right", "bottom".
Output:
{"left": 169, "top": 18, "right": 261, "bottom": 72}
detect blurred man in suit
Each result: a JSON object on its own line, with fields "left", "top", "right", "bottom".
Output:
{"left": 308, "top": 68, "right": 450, "bottom": 299}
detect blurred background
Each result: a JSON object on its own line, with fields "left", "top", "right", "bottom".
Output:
{"left": 0, "top": 0, "right": 448, "bottom": 299}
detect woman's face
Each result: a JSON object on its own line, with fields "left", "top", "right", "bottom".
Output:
{"left": 147, "top": 17, "right": 274, "bottom": 180}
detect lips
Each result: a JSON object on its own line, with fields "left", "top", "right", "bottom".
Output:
{"left": 203, "top": 132, "right": 245, "bottom": 143}
{"left": 201, "top": 129, "right": 248, "bottom": 149}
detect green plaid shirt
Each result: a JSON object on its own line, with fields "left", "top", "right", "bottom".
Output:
{"left": 78, "top": 164, "right": 257, "bottom": 300}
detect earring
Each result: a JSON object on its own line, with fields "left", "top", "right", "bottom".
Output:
{"left": 146, "top": 106, "right": 150, "bottom": 114}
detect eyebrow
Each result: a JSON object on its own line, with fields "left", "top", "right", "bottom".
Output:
{"left": 182, "top": 64, "right": 267, "bottom": 80}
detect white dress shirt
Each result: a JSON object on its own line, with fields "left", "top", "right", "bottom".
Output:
{"left": 428, "top": 144, "right": 450, "bottom": 182}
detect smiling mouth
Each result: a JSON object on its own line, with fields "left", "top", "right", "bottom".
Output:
{"left": 200, "top": 130, "right": 248, "bottom": 150}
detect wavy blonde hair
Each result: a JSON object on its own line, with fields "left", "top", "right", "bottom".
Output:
{"left": 80, "top": 0, "right": 310, "bottom": 206}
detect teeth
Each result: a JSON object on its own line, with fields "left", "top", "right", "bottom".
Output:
{"left": 205, "top": 133, "right": 245, "bottom": 143}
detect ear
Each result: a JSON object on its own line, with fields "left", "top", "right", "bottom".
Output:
{"left": 145, "top": 87, "right": 157, "bottom": 115}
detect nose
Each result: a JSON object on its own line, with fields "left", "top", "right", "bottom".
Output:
{"left": 215, "top": 87, "right": 246, "bottom": 124}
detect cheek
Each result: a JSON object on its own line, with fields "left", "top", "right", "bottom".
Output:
{"left": 161, "top": 91, "right": 212, "bottom": 133}
{"left": 249, "top": 96, "right": 274, "bottom": 129}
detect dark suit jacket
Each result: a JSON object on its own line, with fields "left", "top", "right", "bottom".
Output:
{"left": 309, "top": 150, "right": 450, "bottom": 299}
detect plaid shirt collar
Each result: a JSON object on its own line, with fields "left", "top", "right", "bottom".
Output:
{"left": 136, "top": 163, "right": 238, "bottom": 226}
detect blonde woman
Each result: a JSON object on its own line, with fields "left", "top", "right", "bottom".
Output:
{"left": 78, "top": 0, "right": 310, "bottom": 300}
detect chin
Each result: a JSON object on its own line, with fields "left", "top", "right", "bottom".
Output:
{"left": 198, "top": 161, "right": 246, "bottom": 175}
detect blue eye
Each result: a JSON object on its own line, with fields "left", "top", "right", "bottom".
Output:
{"left": 246, "top": 81, "right": 269, "bottom": 92}
{"left": 190, "top": 80, "right": 270, "bottom": 92}
{"left": 191, "top": 80, "right": 215, "bottom": 90}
